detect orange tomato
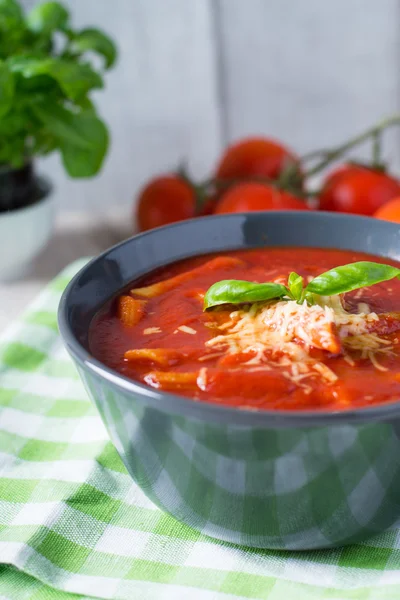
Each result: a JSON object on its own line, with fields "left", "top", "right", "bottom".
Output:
{"left": 214, "top": 183, "right": 308, "bottom": 214}
{"left": 136, "top": 175, "right": 196, "bottom": 232}
{"left": 374, "top": 197, "right": 400, "bottom": 222}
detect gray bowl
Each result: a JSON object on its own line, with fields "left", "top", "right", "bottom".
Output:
{"left": 58, "top": 211, "right": 400, "bottom": 550}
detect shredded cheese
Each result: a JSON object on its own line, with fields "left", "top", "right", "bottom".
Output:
{"left": 343, "top": 354, "right": 356, "bottom": 367}
{"left": 343, "top": 333, "right": 393, "bottom": 371}
{"left": 175, "top": 325, "right": 197, "bottom": 335}
{"left": 143, "top": 327, "right": 161, "bottom": 335}
{"left": 206, "top": 294, "right": 395, "bottom": 388}
{"left": 312, "top": 362, "right": 338, "bottom": 383}
{"left": 357, "top": 302, "right": 371, "bottom": 314}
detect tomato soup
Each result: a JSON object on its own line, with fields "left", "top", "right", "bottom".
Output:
{"left": 89, "top": 248, "right": 400, "bottom": 411}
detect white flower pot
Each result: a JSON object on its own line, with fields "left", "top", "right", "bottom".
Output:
{"left": 0, "top": 192, "right": 54, "bottom": 281}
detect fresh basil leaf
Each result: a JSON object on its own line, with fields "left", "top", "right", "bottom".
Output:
{"left": 27, "top": 2, "right": 69, "bottom": 35}
{"left": 34, "top": 102, "right": 108, "bottom": 176}
{"left": 0, "top": 0, "right": 23, "bottom": 31}
{"left": 32, "top": 130, "right": 58, "bottom": 156}
{"left": 288, "top": 271, "right": 304, "bottom": 302}
{"left": 76, "top": 96, "right": 96, "bottom": 114}
{"left": 0, "top": 0, "right": 114, "bottom": 176}
{"left": 0, "top": 111, "right": 25, "bottom": 135}
{"left": 204, "top": 280, "right": 288, "bottom": 310}
{"left": 70, "top": 28, "right": 117, "bottom": 69}
{"left": 304, "top": 291, "right": 315, "bottom": 306}
{"left": 50, "top": 59, "right": 103, "bottom": 98}
{"left": 0, "top": 137, "right": 25, "bottom": 167}
{"left": 306, "top": 261, "right": 400, "bottom": 296}
{"left": 0, "top": 60, "right": 14, "bottom": 117}
{"left": 0, "top": 0, "right": 25, "bottom": 57}
{"left": 32, "top": 103, "right": 94, "bottom": 149}
{"left": 9, "top": 57, "right": 103, "bottom": 100}
{"left": 59, "top": 112, "right": 108, "bottom": 177}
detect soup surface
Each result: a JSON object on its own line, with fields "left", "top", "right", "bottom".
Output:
{"left": 89, "top": 248, "right": 400, "bottom": 411}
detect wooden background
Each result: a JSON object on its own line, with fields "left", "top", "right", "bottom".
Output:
{"left": 23, "top": 0, "right": 400, "bottom": 210}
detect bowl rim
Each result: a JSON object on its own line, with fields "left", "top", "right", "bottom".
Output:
{"left": 58, "top": 211, "right": 400, "bottom": 427}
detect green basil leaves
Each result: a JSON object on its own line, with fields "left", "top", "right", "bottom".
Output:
{"left": 0, "top": 60, "right": 14, "bottom": 118}
{"left": 70, "top": 28, "right": 118, "bottom": 69}
{"left": 287, "top": 272, "right": 304, "bottom": 302}
{"left": 203, "top": 261, "right": 400, "bottom": 311}
{"left": 306, "top": 261, "right": 400, "bottom": 295}
{"left": 203, "top": 280, "right": 288, "bottom": 310}
{"left": 0, "top": 0, "right": 116, "bottom": 175}
{"left": 27, "top": 2, "right": 69, "bottom": 35}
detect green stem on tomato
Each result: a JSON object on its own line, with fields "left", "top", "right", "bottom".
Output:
{"left": 178, "top": 113, "right": 400, "bottom": 212}
{"left": 203, "top": 174, "right": 309, "bottom": 200}
{"left": 208, "top": 175, "right": 276, "bottom": 189}
{"left": 176, "top": 163, "right": 211, "bottom": 213}
{"left": 370, "top": 131, "right": 387, "bottom": 171}
{"left": 300, "top": 148, "right": 332, "bottom": 161}
{"left": 303, "top": 114, "right": 400, "bottom": 177}
{"left": 372, "top": 131, "right": 381, "bottom": 166}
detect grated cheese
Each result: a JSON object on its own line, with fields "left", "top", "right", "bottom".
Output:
{"left": 175, "top": 325, "right": 197, "bottom": 335}
{"left": 343, "top": 333, "right": 393, "bottom": 372}
{"left": 143, "top": 327, "right": 161, "bottom": 335}
{"left": 357, "top": 302, "right": 371, "bottom": 314}
{"left": 343, "top": 354, "right": 356, "bottom": 366}
{"left": 206, "top": 294, "right": 395, "bottom": 388}
{"left": 369, "top": 353, "right": 389, "bottom": 372}
{"left": 312, "top": 362, "right": 338, "bottom": 383}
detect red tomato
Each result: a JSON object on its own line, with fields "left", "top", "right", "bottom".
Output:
{"left": 374, "top": 197, "right": 400, "bottom": 222}
{"left": 216, "top": 136, "right": 301, "bottom": 182}
{"left": 136, "top": 175, "right": 196, "bottom": 232}
{"left": 319, "top": 165, "right": 400, "bottom": 215}
{"left": 198, "top": 193, "right": 219, "bottom": 216}
{"left": 214, "top": 183, "right": 308, "bottom": 214}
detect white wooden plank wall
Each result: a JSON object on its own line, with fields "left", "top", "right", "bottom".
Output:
{"left": 22, "top": 0, "right": 400, "bottom": 210}
{"left": 217, "top": 0, "right": 400, "bottom": 167}
{"left": 23, "top": 0, "right": 223, "bottom": 210}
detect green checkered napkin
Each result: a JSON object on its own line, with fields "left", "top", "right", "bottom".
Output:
{"left": 2, "top": 261, "right": 400, "bottom": 600}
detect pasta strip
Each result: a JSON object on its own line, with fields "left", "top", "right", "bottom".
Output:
{"left": 131, "top": 256, "right": 245, "bottom": 298}
{"left": 124, "top": 348, "right": 180, "bottom": 367}
{"left": 118, "top": 296, "right": 146, "bottom": 327}
{"left": 144, "top": 371, "right": 198, "bottom": 390}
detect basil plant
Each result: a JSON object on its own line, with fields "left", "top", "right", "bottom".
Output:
{"left": 0, "top": 0, "right": 117, "bottom": 177}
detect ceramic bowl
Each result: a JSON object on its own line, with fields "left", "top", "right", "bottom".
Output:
{"left": 58, "top": 212, "right": 400, "bottom": 549}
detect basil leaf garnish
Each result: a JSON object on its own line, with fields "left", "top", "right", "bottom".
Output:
{"left": 204, "top": 280, "right": 288, "bottom": 310}
{"left": 306, "top": 261, "right": 400, "bottom": 296}
{"left": 288, "top": 271, "right": 304, "bottom": 302}
{"left": 203, "top": 260, "right": 400, "bottom": 311}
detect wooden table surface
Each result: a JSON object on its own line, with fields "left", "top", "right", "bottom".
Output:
{"left": 0, "top": 211, "right": 134, "bottom": 333}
